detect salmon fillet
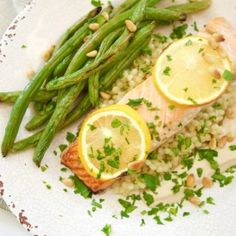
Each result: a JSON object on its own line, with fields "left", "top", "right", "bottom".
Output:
{"left": 61, "top": 17, "right": 236, "bottom": 192}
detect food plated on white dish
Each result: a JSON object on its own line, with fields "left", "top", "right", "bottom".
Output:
{"left": 1, "top": 0, "right": 236, "bottom": 235}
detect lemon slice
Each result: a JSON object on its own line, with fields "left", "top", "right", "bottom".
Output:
{"left": 78, "top": 104, "right": 151, "bottom": 181}
{"left": 153, "top": 36, "right": 233, "bottom": 106}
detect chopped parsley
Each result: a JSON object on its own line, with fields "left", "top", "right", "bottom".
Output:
{"left": 222, "top": 69, "right": 233, "bottom": 81}
{"left": 163, "top": 66, "right": 171, "bottom": 76}
{"left": 187, "top": 97, "right": 197, "bottom": 105}
{"left": 206, "top": 197, "right": 215, "bottom": 205}
{"left": 140, "top": 173, "right": 160, "bottom": 192}
{"left": 118, "top": 198, "right": 137, "bottom": 218}
{"left": 167, "top": 55, "right": 172, "bottom": 61}
{"left": 197, "top": 168, "right": 203, "bottom": 178}
{"left": 143, "top": 191, "right": 154, "bottom": 206}
{"left": 88, "top": 124, "right": 97, "bottom": 131}
{"left": 170, "top": 24, "right": 188, "bottom": 39}
{"left": 198, "top": 48, "right": 204, "bottom": 53}
{"left": 21, "top": 44, "right": 27, "bottom": 48}
{"left": 229, "top": 145, "right": 236, "bottom": 151}
{"left": 59, "top": 144, "right": 67, "bottom": 152}
{"left": 147, "top": 122, "right": 160, "bottom": 141}
{"left": 101, "top": 224, "right": 112, "bottom": 236}
{"left": 70, "top": 175, "right": 92, "bottom": 199}
{"left": 154, "top": 33, "right": 169, "bottom": 44}
{"left": 212, "top": 170, "right": 234, "bottom": 187}
{"left": 127, "top": 98, "right": 143, "bottom": 108}
{"left": 66, "top": 132, "right": 76, "bottom": 143}
{"left": 185, "top": 39, "right": 193, "bottom": 46}
{"left": 192, "top": 21, "right": 199, "bottom": 32}
{"left": 41, "top": 164, "right": 48, "bottom": 172}
{"left": 183, "top": 212, "right": 190, "bottom": 217}
{"left": 111, "top": 119, "right": 129, "bottom": 135}
{"left": 91, "top": 0, "right": 103, "bottom": 7}
{"left": 197, "top": 149, "right": 218, "bottom": 170}
{"left": 168, "top": 104, "right": 176, "bottom": 110}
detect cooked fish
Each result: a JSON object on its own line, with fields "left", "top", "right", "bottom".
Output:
{"left": 61, "top": 18, "right": 236, "bottom": 192}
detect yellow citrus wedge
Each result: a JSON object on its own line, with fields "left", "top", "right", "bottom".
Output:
{"left": 153, "top": 36, "right": 233, "bottom": 106}
{"left": 78, "top": 104, "right": 151, "bottom": 181}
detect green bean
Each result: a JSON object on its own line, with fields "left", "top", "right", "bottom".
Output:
{"left": 167, "top": 0, "right": 211, "bottom": 14}
{"left": 0, "top": 90, "right": 57, "bottom": 104}
{"left": 33, "top": 81, "right": 87, "bottom": 166}
{"left": 12, "top": 131, "right": 43, "bottom": 153}
{"left": 1, "top": 9, "right": 102, "bottom": 156}
{"left": 25, "top": 102, "right": 56, "bottom": 131}
{"left": 33, "top": 102, "right": 44, "bottom": 113}
{"left": 53, "top": 54, "right": 74, "bottom": 77}
{"left": 88, "top": 28, "right": 122, "bottom": 106}
{"left": 111, "top": 0, "right": 139, "bottom": 16}
{"left": 53, "top": 7, "right": 102, "bottom": 53}
{"left": 12, "top": 23, "right": 155, "bottom": 153}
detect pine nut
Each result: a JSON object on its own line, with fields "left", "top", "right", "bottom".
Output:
{"left": 217, "top": 136, "right": 228, "bottom": 148}
{"left": 203, "top": 52, "right": 218, "bottom": 64}
{"left": 186, "top": 174, "right": 195, "bottom": 188}
{"left": 89, "top": 23, "right": 100, "bottom": 31}
{"left": 102, "top": 12, "right": 110, "bottom": 21}
{"left": 83, "top": 35, "right": 89, "bottom": 43}
{"left": 86, "top": 50, "right": 98, "bottom": 58}
{"left": 26, "top": 69, "right": 35, "bottom": 80}
{"left": 227, "top": 133, "right": 235, "bottom": 142}
{"left": 209, "top": 137, "right": 217, "bottom": 149}
{"left": 62, "top": 178, "right": 74, "bottom": 188}
{"left": 225, "top": 107, "right": 234, "bottom": 119}
{"left": 213, "top": 33, "right": 225, "bottom": 43}
{"left": 100, "top": 92, "right": 111, "bottom": 100}
{"left": 202, "top": 177, "right": 213, "bottom": 188}
{"left": 208, "top": 37, "right": 219, "bottom": 50}
{"left": 125, "top": 20, "right": 137, "bottom": 33}
{"left": 42, "top": 45, "right": 55, "bottom": 62}
{"left": 189, "top": 196, "right": 201, "bottom": 206}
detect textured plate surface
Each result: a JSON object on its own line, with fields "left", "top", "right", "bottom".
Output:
{"left": 0, "top": 0, "right": 236, "bottom": 235}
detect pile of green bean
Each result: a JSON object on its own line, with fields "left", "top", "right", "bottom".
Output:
{"left": 0, "top": 0, "right": 211, "bottom": 166}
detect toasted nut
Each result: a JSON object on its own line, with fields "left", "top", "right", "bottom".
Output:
{"left": 125, "top": 20, "right": 137, "bottom": 33}
{"left": 83, "top": 35, "right": 89, "bottom": 43}
{"left": 225, "top": 107, "right": 234, "bottom": 119}
{"left": 208, "top": 37, "right": 219, "bottom": 50}
{"left": 227, "top": 133, "right": 235, "bottom": 142}
{"left": 217, "top": 136, "right": 228, "bottom": 148}
{"left": 26, "top": 69, "right": 35, "bottom": 80}
{"left": 186, "top": 174, "right": 195, "bottom": 188}
{"left": 209, "top": 137, "right": 217, "bottom": 149}
{"left": 213, "top": 69, "right": 221, "bottom": 79}
{"left": 62, "top": 178, "right": 74, "bottom": 188}
{"left": 89, "top": 23, "right": 100, "bottom": 31}
{"left": 218, "top": 47, "right": 227, "bottom": 57}
{"left": 42, "top": 45, "right": 55, "bottom": 62}
{"left": 203, "top": 52, "right": 218, "bottom": 64}
{"left": 213, "top": 33, "right": 225, "bottom": 43}
{"left": 189, "top": 196, "right": 201, "bottom": 206}
{"left": 100, "top": 91, "right": 111, "bottom": 100}
{"left": 205, "top": 25, "right": 215, "bottom": 34}
{"left": 202, "top": 177, "right": 213, "bottom": 188}
{"left": 102, "top": 11, "right": 110, "bottom": 21}
{"left": 86, "top": 50, "right": 98, "bottom": 58}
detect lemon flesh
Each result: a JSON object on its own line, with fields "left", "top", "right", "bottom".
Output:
{"left": 153, "top": 36, "right": 233, "bottom": 106}
{"left": 78, "top": 104, "right": 151, "bottom": 180}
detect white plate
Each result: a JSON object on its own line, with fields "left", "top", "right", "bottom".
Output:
{"left": 1, "top": 0, "right": 236, "bottom": 235}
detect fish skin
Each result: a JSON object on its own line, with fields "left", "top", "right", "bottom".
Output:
{"left": 61, "top": 18, "right": 236, "bottom": 192}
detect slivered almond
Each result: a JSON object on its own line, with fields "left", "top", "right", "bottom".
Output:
{"left": 125, "top": 20, "right": 137, "bottom": 33}
{"left": 89, "top": 23, "right": 100, "bottom": 31}
{"left": 86, "top": 50, "right": 98, "bottom": 58}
